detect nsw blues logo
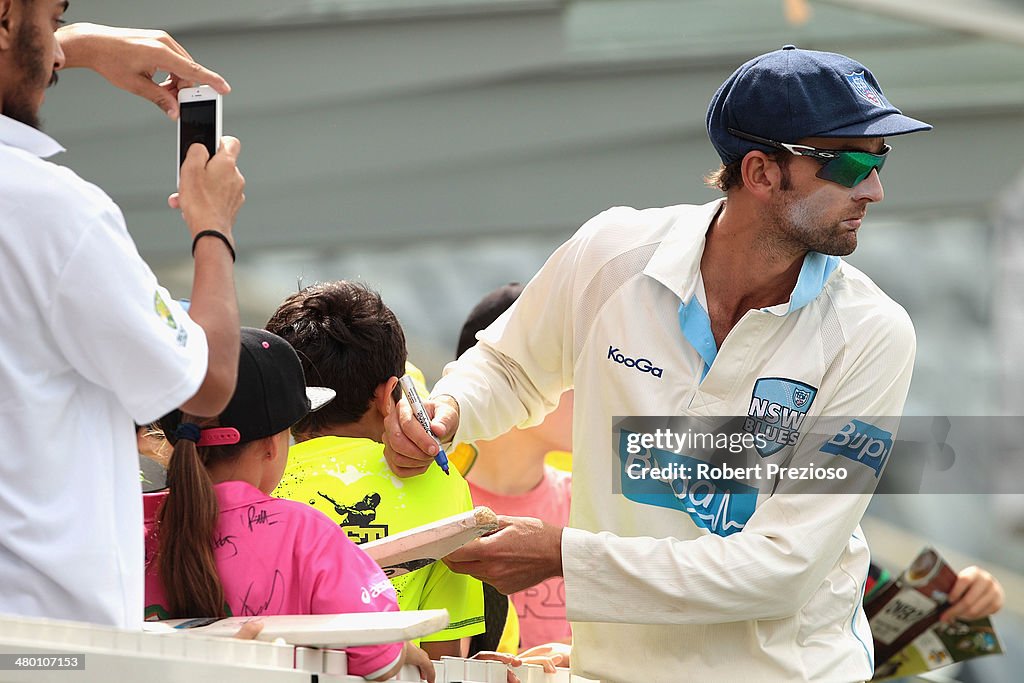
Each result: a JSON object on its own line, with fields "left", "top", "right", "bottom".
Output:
{"left": 820, "top": 419, "right": 893, "bottom": 478}
{"left": 744, "top": 377, "right": 817, "bottom": 456}
{"left": 845, "top": 72, "right": 883, "bottom": 108}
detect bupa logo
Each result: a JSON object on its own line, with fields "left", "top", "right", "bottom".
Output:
{"left": 845, "top": 72, "right": 883, "bottom": 108}
{"left": 607, "top": 346, "right": 663, "bottom": 378}
{"left": 744, "top": 377, "right": 817, "bottom": 456}
{"left": 618, "top": 431, "right": 755, "bottom": 537}
{"left": 819, "top": 419, "right": 893, "bottom": 478}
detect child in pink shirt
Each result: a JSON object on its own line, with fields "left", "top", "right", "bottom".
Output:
{"left": 144, "top": 328, "right": 431, "bottom": 681}
{"left": 467, "top": 467, "right": 572, "bottom": 649}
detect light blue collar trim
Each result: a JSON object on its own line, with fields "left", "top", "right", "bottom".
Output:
{"left": 678, "top": 300, "right": 716, "bottom": 381}
{"left": 768, "top": 252, "right": 840, "bottom": 315}
{"left": 678, "top": 252, "right": 837, "bottom": 379}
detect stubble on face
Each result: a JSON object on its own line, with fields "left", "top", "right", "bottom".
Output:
{"left": 764, "top": 171, "right": 860, "bottom": 258}
{"left": 5, "top": 18, "right": 53, "bottom": 130}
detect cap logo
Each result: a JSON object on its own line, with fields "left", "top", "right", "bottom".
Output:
{"left": 845, "top": 72, "right": 882, "bottom": 108}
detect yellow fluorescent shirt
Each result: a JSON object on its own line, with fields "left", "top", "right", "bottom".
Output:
{"left": 544, "top": 450, "right": 573, "bottom": 472}
{"left": 449, "top": 442, "right": 478, "bottom": 476}
{"left": 497, "top": 597, "right": 520, "bottom": 655}
{"left": 275, "top": 435, "right": 484, "bottom": 642}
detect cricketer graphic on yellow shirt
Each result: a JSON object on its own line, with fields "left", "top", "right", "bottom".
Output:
{"left": 273, "top": 373, "right": 484, "bottom": 643}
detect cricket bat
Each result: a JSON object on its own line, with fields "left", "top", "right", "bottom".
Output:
{"left": 361, "top": 506, "right": 499, "bottom": 577}
{"left": 145, "top": 609, "right": 450, "bottom": 647}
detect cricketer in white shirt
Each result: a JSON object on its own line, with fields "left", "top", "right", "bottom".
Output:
{"left": 434, "top": 199, "right": 915, "bottom": 682}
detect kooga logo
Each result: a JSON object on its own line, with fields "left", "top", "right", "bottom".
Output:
{"left": 607, "top": 346, "right": 663, "bottom": 378}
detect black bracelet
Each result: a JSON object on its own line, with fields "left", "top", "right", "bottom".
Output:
{"left": 191, "top": 230, "right": 236, "bottom": 262}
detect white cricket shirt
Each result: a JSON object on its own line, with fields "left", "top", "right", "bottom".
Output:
{"left": 434, "top": 200, "right": 915, "bottom": 682}
{"left": 0, "top": 115, "right": 208, "bottom": 628}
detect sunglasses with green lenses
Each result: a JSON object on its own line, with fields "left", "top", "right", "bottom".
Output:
{"left": 727, "top": 128, "right": 890, "bottom": 189}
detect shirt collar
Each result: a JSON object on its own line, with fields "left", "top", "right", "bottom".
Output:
{"left": 211, "top": 480, "right": 270, "bottom": 510}
{"left": 644, "top": 197, "right": 839, "bottom": 314}
{"left": 0, "top": 114, "right": 65, "bottom": 158}
{"left": 761, "top": 251, "right": 841, "bottom": 316}
{"left": 642, "top": 198, "right": 724, "bottom": 302}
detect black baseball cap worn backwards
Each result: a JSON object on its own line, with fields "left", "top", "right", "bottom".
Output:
{"left": 162, "top": 327, "right": 334, "bottom": 447}
{"left": 706, "top": 45, "right": 932, "bottom": 164}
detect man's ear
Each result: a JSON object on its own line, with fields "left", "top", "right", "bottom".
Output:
{"left": 740, "top": 151, "right": 784, "bottom": 200}
{"left": 374, "top": 376, "right": 400, "bottom": 417}
{"left": 0, "top": 0, "right": 18, "bottom": 52}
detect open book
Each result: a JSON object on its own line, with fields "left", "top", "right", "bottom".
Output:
{"left": 866, "top": 547, "right": 1003, "bottom": 680}
{"left": 145, "top": 609, "right": 450, "bottom": 647}
{"left": 361, "top": 506, "right": 499, "bottom": 577}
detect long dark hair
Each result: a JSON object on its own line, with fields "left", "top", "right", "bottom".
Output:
{"left": 155, "top": 415, "right": 245, "bottom": 618}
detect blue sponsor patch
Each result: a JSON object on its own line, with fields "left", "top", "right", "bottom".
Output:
{"left": 744, "top": 377, "right": 817, "bottom": 456}
{"left": 819, "top": 419, "right": 893, "bottom": 478}
{"left": 618, "top": 430, "right": 756, "bottom": 537}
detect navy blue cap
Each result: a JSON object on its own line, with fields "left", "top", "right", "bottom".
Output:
{"left": 707, "top": 45, "right": 932, "bottom": 164}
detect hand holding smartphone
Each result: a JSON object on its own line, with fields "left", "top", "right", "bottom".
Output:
{"left": 172, "top": 84, "right": 244, "bottom": 252}
{"left": 176, "top": 85, "right": 222, "bottom": 186}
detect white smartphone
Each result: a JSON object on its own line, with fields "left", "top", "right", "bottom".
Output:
{"left": 176, "top": 85, "right": 222, "bottom": 186}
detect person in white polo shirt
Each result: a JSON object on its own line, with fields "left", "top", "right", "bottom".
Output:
{"left": 382, "top": 46, "right": 931, "bottom": 682}
{"left": 0, "top": 6, "right": 244, "bottom": 629}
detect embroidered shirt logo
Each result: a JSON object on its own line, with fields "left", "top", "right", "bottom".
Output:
{"left": 607, "top": 346, "right": 663, "bottom": 378}
{"left": 744, "top": 377, "right": 818, "bottom": 456}
{"left": 154, "top": 291, "right": 177, "bottom": 329}
{"left": 154, "top": 291, "right": 188, "bottom": 347}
